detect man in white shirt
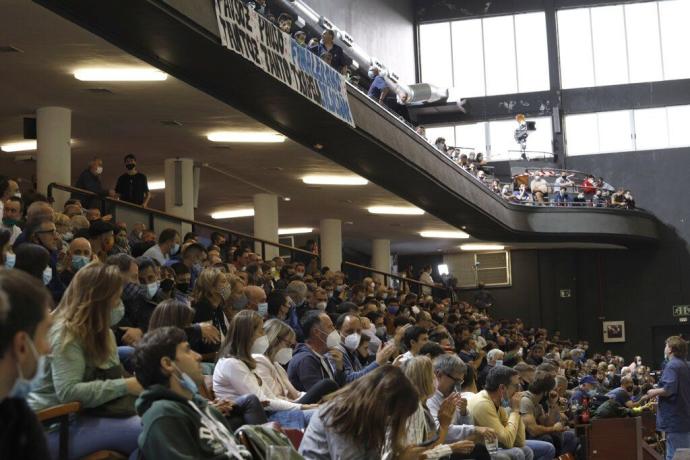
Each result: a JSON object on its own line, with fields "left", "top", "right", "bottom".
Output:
{"left": 419, "top": 265, "right": 435, "bottom": 295}
{"left": 143, "top": 228, "right": 180, "bottom": 265}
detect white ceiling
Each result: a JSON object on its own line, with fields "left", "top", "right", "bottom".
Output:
{"left": 0, "top": 0, "right": 479, "bottom": 255}
{"left": 0, "top": 0, "right": 625, "bottom": 256}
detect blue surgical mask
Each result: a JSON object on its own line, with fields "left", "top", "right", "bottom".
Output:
{"left": 71, "top": 255, "right": 90, "bottom": 271}
{"left": 146, "top": 281, "right": 159, "bottom": 299}
{"left": 587, "top": 389, "right": 597, "bottom": 397}
{"left": 171, "top": 243, "right": 180, "bottom": 256}
{"left": 111, "top": 300, "right": 125, "bottom": 326}
{"left": 501, "top": 397, "right": 511, "bottom": 408}
{"left": 173, "top": 363, "right": 198, "bottom": 395}
{"left": 4, "top": 252, "right": 16, "bottom": 269}
{"left": 9, "top": 337, "right": 46, "bottom": 399}
{"left": 257, "top": 302, "right": 268, "bottom": 317}
{"left": 62, "top": 232, "right": 74, "bottom": 242}
{"left": 496, "top": 360, "right": 503, "bottom": 367}
{"left": 367, "top": 69, "right": 376, "bottom": 79}
{"left": 42, "top": 266, "right": 52, "bottom": 286}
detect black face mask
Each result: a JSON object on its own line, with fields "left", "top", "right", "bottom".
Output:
{"left": 160, "top": 278, "right": 175, "bottom": 292}
{"left": 177, "top": 282, "right": 190, "bottom": 293}
{"left": 125, "top": 163, "right": 136, "bottom": 170}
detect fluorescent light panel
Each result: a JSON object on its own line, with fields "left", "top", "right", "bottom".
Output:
{"left": 302, "top": 175, "right": 368, "bottom": 185}
{"left": 148, "top": 180, "right": 165, "bottom": 190}
{"left": 211, "top": 208, "right": 255, "bottom": 219}
{"left": 278, "top": 227, "right": 314, "bottom": 235}
{"left": 74, "top": 67, "right": 168, "bottom": 81}
{"left": 420, "top": 230, "right": 470, "bottom": 239}
{"left": 460, "top": 244, "right": 505, "bottom": 251}
{"left": 1, "top": 140, "right": 36, "bottom": 152}
{"left": 367, "top": 206, "right": 425, "bottom": 215}
{"left": 207, "top": 131, "right": 285, "bottom": 143}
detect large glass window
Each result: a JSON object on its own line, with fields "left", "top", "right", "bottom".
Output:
{"left": 419, "top": 22, "right": 453, "bottom": 89}
{"left": 558, "top": 1, "right": 690, "bottom": 89}
{"left": 660, "top": 0, "right": 690, "bottom": 80}
{"left": 419, "top": 12, "right": 549, "bottom": 96}
{"left": 566, "top": 104, "right": 690, "bottom": 155}
{"left": 455, "top": 122, "right": 487, "bottom": 153}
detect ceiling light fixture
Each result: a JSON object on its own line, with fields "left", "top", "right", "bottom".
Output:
{"left": 278, "top": 227, "right": 314, "bottom": 235}
{"left": 211, "top": 208, "right": 255, "bottom": 219}
{"left": 460, "top": 244, "right": 505, "bottom": 251}
{"left": 148, "top": 180, "right": 165, "bottom": 190}
{"left": 207, "top": 131, "right": 285, "bottom": 143}
{"left": 1, "top": 140, "right": 37, "bottom": 152}
{"left": 74, "top": 67, "right": 167, "bottom": 81}
{"left": 302, "top": 175, "right": 368, "bottom": 186}
{"left": 420, "top": 230, "right": 470, "bottom": 239}
{"left": 367, "top": 206, "right": 425, "bottom": 215}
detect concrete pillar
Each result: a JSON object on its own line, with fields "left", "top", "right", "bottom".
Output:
{"left": 164, "top": 158, "right": 194, "bottom": 235}
{"left": 371, "top": 238, "right": 391, "bottom": 283}
{"left": 37, "top": 107, "right": 71, "bottom": 211}
{"left": 253, "top": 193, "right": 279, "bottom": 260}
{"left": 319, "top": 218, "right": 342, "bottom": 271}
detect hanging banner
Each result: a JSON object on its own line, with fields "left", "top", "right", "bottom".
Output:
{"left": 214, "top": 0, "right": 355, "bottom": 128}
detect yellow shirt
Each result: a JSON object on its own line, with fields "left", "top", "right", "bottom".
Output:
{"left": 467, "top": 390, "right": 526, "bottom": 448}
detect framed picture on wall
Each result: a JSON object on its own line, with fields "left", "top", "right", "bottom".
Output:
{"left": 603, "top": 320, "right": 626, "bottom": 343}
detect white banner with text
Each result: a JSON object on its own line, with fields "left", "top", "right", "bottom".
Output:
{"left": 214, "top": 0, "right": 355, "bottom": 127}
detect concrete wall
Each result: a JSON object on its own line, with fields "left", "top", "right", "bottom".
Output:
{"left": 302, "top": 0, "right": 416, "bottom": 83}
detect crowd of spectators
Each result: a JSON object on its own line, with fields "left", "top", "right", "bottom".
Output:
{"left": 1, "top": 174, "right": 688, "bottom": 460}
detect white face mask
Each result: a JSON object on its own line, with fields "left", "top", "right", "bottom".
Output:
{"left": 316, "top": 301, "right": 327, "bottom": 311}
{"left": 42, "top": 266, "right": 52, "bottom": 286}
{"left": 495, "top": 360, "right": 503, "bottom": 367}
{"left": 343, "top": 332, "right": 362, "bottom": 352}
{"left": 324, "top": 330, "right": 340, "bottom": 349}
{"left": 95, "top": 166, "right": 103, "bottom": 175}
{"left": 275, "top": 347, "right": 293, "bottom": 365}
{"left": 251, "top": 335, "right": 270, "bottom": 355}
{"left": 411, "top": 305, "right": 421, "bottom": 315}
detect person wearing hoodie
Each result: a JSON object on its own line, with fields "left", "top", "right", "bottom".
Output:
{"left": 288, "top": 311, "right": 346, "bottom": 391}
{"left": 133, "top": 326, "right": 251, "bottom": 459}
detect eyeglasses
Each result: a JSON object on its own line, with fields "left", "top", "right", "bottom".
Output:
{"left": 36, "top": 229, "right": 58, "bottom": 236}
{"left": 445, "top": 373, "right": 464, "bottom": 385}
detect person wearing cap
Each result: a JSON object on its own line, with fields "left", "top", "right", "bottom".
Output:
{"left": 569, "top": 375, "right": 598, "bottom": 405}
{"left": 88, "top": 220, "right": 116, "bottom": 262}
{"left": 293, "top": 30, "right": 307, "bottom": 47}
{"left": 367, "top": 65, "right": 389, "bottom": 104}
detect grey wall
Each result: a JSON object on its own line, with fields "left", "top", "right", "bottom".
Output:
{"left": 302, "top": 0, "right": 416, "bottom": 83}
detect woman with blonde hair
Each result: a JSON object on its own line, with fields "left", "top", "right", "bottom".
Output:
{"left": 191, "top": 268, "right": 230, "bottom": 349}
{"left": 27, "top": 262, "right": 143, "bottom": 459}
{"left": 395, "top": 356, "right": 489, "bottom": 460}
{"left": 255, "top": 318, "right": 338, "bottom": 405}
{"left": 213, "top": 310, "right": 315, "bottom": 428}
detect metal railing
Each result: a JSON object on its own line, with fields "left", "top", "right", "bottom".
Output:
{"left": 47, "top": 183, "right": 320, "bottom": 263}
{"left": 342, "top": 261, "right": 452, "bottom": 298}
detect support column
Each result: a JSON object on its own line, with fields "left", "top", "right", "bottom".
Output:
{"left": 37, "top": 107, "right": 71, "bottom": 211}
{"left": 319, "top": 218, "right": 342, "bottom": 271}
{"left": 371, "top": 238, "right": 391, "bottom": 283}
{"left": 253, "top": 193, "right": 279, "bottom": 260}
{"left": 164, "top": 158, "right": 194, "bottom": 236}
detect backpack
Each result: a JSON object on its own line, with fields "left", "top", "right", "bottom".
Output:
{"left": 235, "top": 424, "right": 304, "bottom": 460}
{"left": 592, "top": 399, "right": 629, "bottom": 419}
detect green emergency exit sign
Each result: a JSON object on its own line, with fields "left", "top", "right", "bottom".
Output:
{"left": 673, "top": 305, "right": 690, "bottom": 317}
